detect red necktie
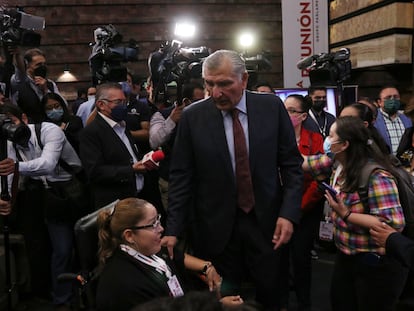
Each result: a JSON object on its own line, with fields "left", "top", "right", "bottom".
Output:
{"left": 232, "top": 109, "right": 255, "bottom": 213}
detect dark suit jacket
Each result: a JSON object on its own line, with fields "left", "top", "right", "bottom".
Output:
{"left": 387, "top": 232, "right": 414, "bottom": 270}
{"left": 166, "top": 91, "right": 304, "bottom": 257}
{"left": 79, "top": 113, "right": 142, "bottom": 209}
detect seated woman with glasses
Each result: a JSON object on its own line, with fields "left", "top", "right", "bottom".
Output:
{"left": 96, "top": 198, "right": 243, "bottom": 311}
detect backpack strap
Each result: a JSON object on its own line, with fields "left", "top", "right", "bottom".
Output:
{"left": 357, "top": 162, "right": 383, "bottom": 214}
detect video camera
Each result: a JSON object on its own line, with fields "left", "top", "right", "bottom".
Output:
{"left": 148, "top": 40, "right": 210, "bottom": 104}
{"left": 0, "top": 8, "right": 45, "bottom": 46}
{"left": 89, "top": 24, "right": 139, "bottom": 85}
{"left": 297, "top": 48, "right": 351, "bottom": 85}
{"left": 0, "top": 114, "right": 31, "bottom": 146}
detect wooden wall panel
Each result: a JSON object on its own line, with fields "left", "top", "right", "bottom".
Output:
{"left": 334, "top": 34, "right": 412, "bottom": 69}
{"left": 330, "top": 3, "right": 413, "bottom": 44}
{"left": 330, "top": 0, "right": 384, "bottom": 19}
{"left": 5, "top": 1, "right": 282, "bottom": 98}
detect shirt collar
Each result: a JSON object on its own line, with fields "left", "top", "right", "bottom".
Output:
{"left": 221, "top": 91, "right": 247, "bottom": 117}
{"left": 98, "top": 111, "right": 125, "bottom": 128}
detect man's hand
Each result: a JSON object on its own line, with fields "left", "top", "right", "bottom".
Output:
{"left": 272, "top": 217, "right": 294, "bottom": 250}
{"left": 34, "top": 76, "right": 48, "bottom": 92}
{"left": 160, "top": 235, "right": 177, "bottom": 259}
{"left": 0, "top": 158, "right": 16, "bottom": 176}
{"left": 370, "top": 222, "right": 397, "bottom": 247}
{"left": 132, "top": 161, "right": 148, "bottom": 173}
{"left": 169, "top": 102, "right": 185, "bottom": 123}
{"left": 0, "top": 199, "right": 12, "bottom": 216}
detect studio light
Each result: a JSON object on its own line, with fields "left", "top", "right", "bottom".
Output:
{"left": 174, "top": 21, "right": 196, "bottom": 38}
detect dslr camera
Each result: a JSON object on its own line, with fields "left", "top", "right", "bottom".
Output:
{"left": 0, "top": 113, "right": 31, "bottom": 146}
{"left": 0, "top": 8, "right": 45, "bottom": 46}
{"left": 89, "top": 24, "right": 139, "bottom": 85}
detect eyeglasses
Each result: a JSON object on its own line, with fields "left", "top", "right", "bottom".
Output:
{"left": 286, "top": 108, "right": 305, "bottom": 114}
{"left": 129, "top": 215, "right": 162, "bottom": 231}
{"left": 101, "top": 98, "right": 127, "bottom": 106}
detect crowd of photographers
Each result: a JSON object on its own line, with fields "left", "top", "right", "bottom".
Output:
{"left": 0, "top": 43, "right": 413, "bottom": 311}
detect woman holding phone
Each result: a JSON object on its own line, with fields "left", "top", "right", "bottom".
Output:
{"left": 305, "top": 116, "right": 407, "bottom": 311}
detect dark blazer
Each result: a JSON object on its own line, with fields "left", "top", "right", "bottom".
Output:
{"left": 79, "top": 113, "right": 142, "bottom": 209}
{"left": 166, "top": 91, "right": 304, "bottom": 257}
{"left": 386, "top": 232, "right": 414, "bottom": 270}
{"left": 374, "top": 110, "right": 412, "bottom": 152}
{"left": 96, "top": 248, "right": 186, "bottom": 311}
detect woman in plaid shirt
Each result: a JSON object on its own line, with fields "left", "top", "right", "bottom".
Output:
{"left": 306, "top": 116, "right": 408, "bottom": 311}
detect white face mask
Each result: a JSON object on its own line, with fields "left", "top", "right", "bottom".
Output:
{"left": 88, "top": 95, "right": 95, "bottom": 101}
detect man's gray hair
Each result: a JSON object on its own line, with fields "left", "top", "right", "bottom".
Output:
{"left": 202, "top": 50, "right": 246, "bottom": 79}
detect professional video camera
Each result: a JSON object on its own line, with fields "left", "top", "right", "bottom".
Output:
{"left": 297, "top": 48, "right": 351, "bottom": 85}
{"left": 89, "top": 24, "right": 139, "bottom": 84}
{"left": 0, "top": 8, "right": 44, "bottom": 46}
{"left": 148, "top": 40, "right": 210, "bottom": 104}
{"left": 0, "top": 113, "right": 31, "bottom": 146}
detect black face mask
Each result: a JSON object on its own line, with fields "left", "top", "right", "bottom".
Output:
{"left": 313, "top": 100, "right": 327, "bottom": 112}
{"left": 33, "top": 65, "right": 47, "bottom": 78}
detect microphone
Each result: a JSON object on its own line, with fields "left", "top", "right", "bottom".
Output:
{"left": 296, "top": 55, "right": 318, "bottom": 70}
{"left": 142, "top": 150, "right": 165, "bottom": 170}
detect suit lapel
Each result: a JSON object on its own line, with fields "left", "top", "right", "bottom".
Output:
{"left": 245, "top": 92, "right": 259, "bottom": 175}
{"left": 96, "top": 114, "right": 138, "bottom": 159}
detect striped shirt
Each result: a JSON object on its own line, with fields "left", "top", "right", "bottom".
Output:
{"left": 307, "top": 155, "right": 405, "bottom": 255}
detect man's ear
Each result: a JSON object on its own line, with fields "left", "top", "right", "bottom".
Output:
{"left": 21, "top": 113, "right": 29, "bottom": 125}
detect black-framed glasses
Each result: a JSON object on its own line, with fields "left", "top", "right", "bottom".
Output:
{"left": 129, "top": 214, "right": 162, "bottom": 231}
{"left": 286, "top": 108, "right": 305, "bottom": 114}
{"left": 101, "top": 98, "right": 127, "bottom": 106}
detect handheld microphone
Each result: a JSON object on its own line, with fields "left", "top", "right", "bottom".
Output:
{"left": 296, "top": 55, "right": 317, "bottom": 70}
{"left": 142, "top": 150, "right": 165, "bottom": 170}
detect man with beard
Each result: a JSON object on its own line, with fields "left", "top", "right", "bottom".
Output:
{"left": 302, "top": 86, "right": 336, "bottom": 138}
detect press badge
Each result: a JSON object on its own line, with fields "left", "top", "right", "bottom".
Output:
{"left": 167, "top": 275, "right": 184, "bottom": 297}
{"left": 319, "top": 220, "right": 334, "bottom": 241}
{"left": 319, "top": 200, "right": 334, "bottom": 241}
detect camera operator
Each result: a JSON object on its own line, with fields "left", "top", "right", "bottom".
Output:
{"left": 9, "top": 46, "right": 67, "bottom": 123}
{"left": 0, "top": 103, "right": 80, "bottom": 310}
{"left": 302, "top": 86, "right": 336, "bottom": 138}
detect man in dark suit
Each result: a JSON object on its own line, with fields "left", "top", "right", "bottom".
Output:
{"left": 162, "top": 50, "right": 303, "bottom": 310}
{"left": 79, "top": 82, "right": 151, "bottom": 209}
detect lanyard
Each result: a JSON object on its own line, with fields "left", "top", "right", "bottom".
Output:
{"left": 308, "top": 109, "right": 327, "bottom": 137}
{"left": 323, "top": 164, "right": 343, "bottom": 220}
{"left": 120, "top": 244, "right": 172, "bottom": 279}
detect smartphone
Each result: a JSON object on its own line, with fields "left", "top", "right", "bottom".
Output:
{"left": 321, "top": 182, "right": 338, "bottom": 201}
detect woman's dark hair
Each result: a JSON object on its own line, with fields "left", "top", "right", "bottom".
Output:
{"left": 341, "top": 103, "right": 390, "bottom": 154}
{"left": 335, "top": 116, "right": 394, "bottom": 192}
{"left": 41, "top": 93, "right": 70, "bottom": 122}
{"left": 286, "top": 94, "right": 313, "bottom": 112}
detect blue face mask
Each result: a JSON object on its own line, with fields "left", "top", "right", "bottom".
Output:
{"left": 110, "top": 104, "right": 128, "bottom": 122}
{"left": 323, "top": 137, "right": 333, "bottom": 158}
{"left": 46, "top": 108, "right": 64, "bottom": 121}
